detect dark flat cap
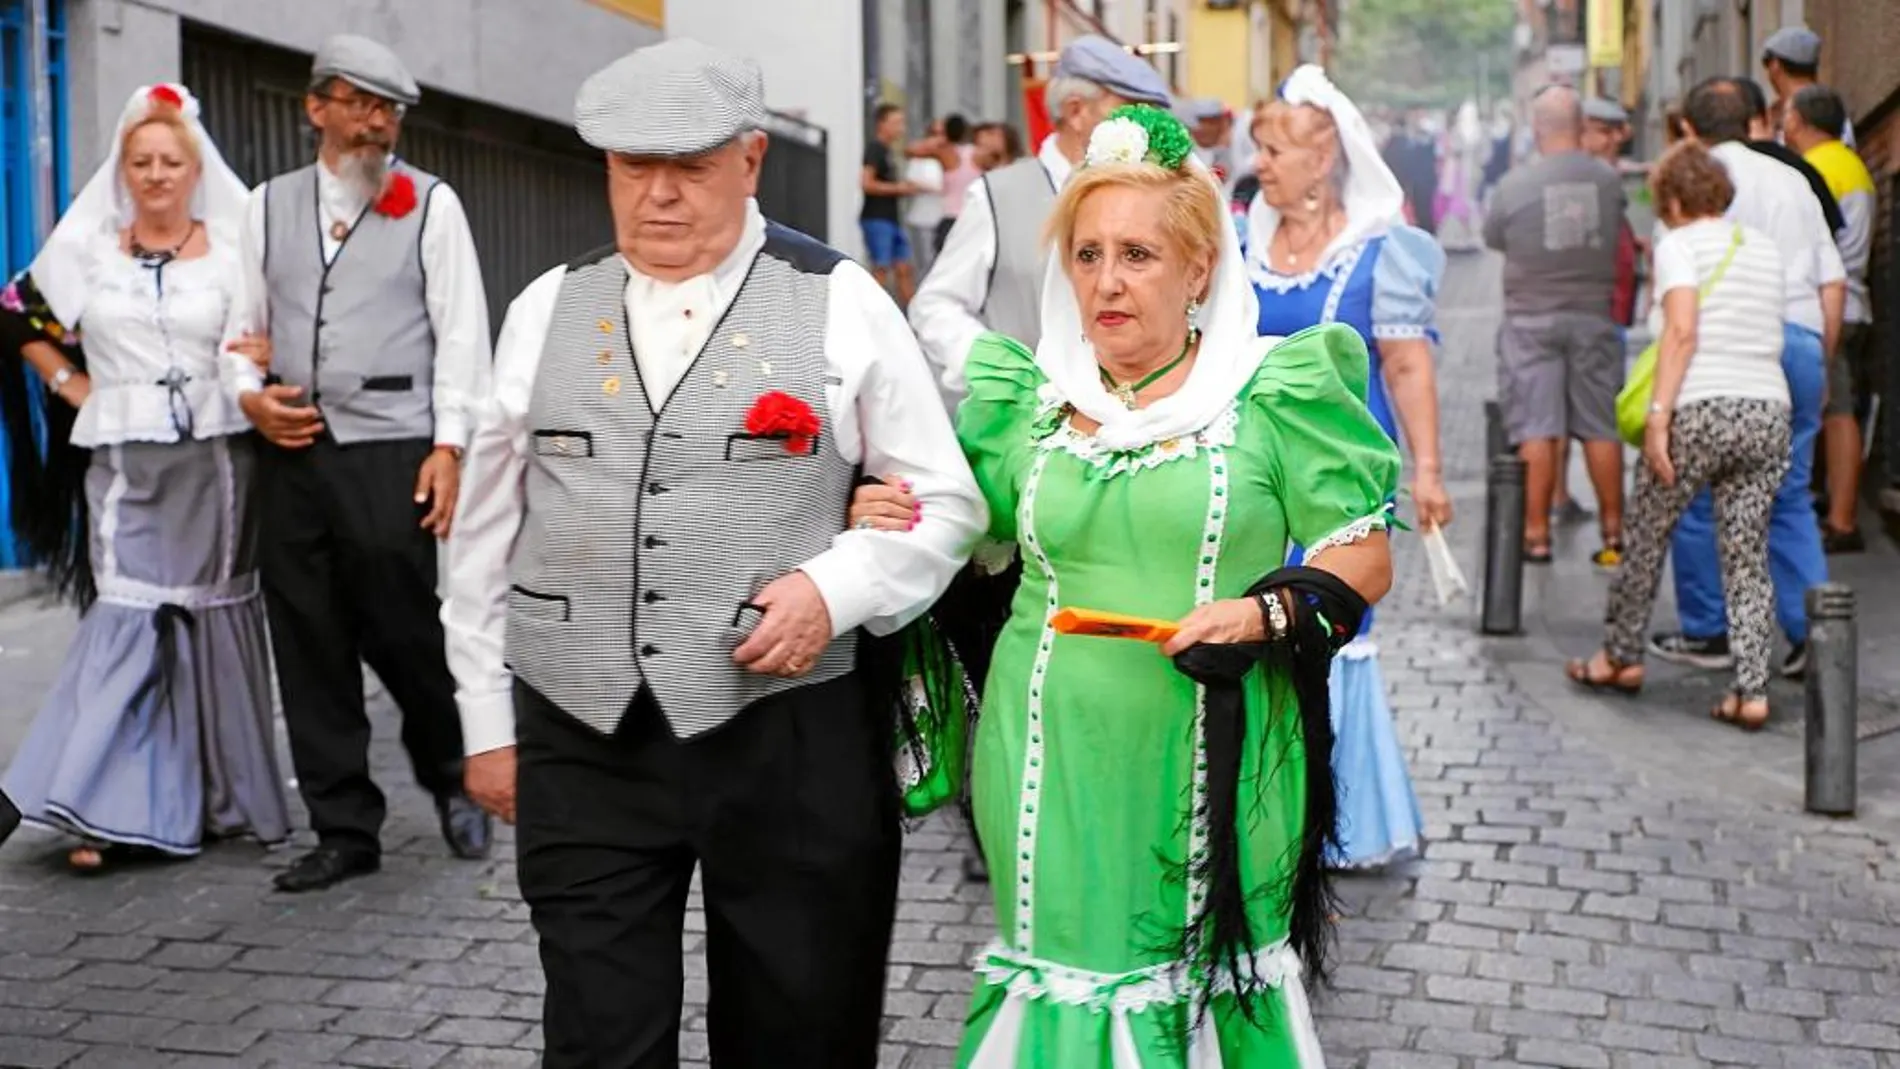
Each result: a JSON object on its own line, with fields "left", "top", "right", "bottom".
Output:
{"left": 1054, "top": 35, "right": 1171, "bottom": 107}
{"left": 1762, "top": 26, "right": 1822, "bottom": 66}
{"left": 312, "top": 34, "right": 420, "bottom": 106}
{"left": 576, "top": 38, "right": 767, "bottom": 157}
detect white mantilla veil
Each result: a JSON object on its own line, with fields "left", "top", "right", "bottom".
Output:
{"left": 28, "top": 83, "right": 250, "bottom": 328}
{"left": 1246, "top": 64, "right": 1407, "bottom": 279}
{"left": 1033, "top": 114, "right": 1267, "bottom": 454}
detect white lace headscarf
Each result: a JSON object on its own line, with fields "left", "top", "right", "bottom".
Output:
{"left": 29, "top": 84, "right": 249, "bottom": 326}
{"left": 1246, "top": 64, "right": 1407, "bottom": 280}
{"left": 1034, "top": 112, "right": 1267, "bottom": 453}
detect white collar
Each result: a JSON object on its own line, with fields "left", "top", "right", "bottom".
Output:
{"left": 620, "top": 198, "right": 766, "bottom": 298}
{"left": 1037, "top": 134, "right": 1075, "bottom": 190}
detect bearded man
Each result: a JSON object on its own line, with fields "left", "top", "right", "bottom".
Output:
{"left": 228, "top": 34, "right": 494, "bottom": 892}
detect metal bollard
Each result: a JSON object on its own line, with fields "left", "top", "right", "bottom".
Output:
{"left": 1480, "top": 453, "right": 1527, "bottom": 635}
{"left": 1485, "top": 399, "right": 1508, "bottom": 460}
{"left": 1804, "top": 584, "right": 1858, "bottom": 816}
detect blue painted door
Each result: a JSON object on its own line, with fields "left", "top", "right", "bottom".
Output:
{"left": 0, "top": 0, "right": 69, "bottom": 569}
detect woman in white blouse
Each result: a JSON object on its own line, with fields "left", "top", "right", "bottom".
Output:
{"left": 1566, "top": 142, "right": 1789, "bottom": 730}
{"left": 0, "top": 85, "right": 290, "bottom": 870}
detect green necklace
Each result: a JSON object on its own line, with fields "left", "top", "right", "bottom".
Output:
{"left": 1099, "top": 329, "right": 1199, "bottom": 409}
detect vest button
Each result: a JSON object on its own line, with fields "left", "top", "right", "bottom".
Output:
{"left": 643, "top": 535, "right": 665, "bottom": 549}
{"left": 642, "top": 590, "right": 663, "bottom": 604}
{"left": 647, "top": 481, "right": 665, "bottom": 495}
{"left": 640, "top": 644, "right": 660, "bottom": 657}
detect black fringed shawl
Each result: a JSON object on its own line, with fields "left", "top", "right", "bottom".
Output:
{"left": 1169, "top": 565, "right": 1368, "bottom": 1020}
{"left": 0, "top": 271, "right": 92, "bottom": 609}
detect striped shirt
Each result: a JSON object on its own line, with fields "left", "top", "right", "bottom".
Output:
{"left": 1648, "top": 219, "right": 1789, "bottom": 409}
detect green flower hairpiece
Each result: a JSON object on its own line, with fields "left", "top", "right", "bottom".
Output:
{"left": 1083, "top": 104, "right": 1196, "bottom": 172}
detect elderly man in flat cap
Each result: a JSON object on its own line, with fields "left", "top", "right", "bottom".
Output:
{"left": 1762, "top": 26, "right": 1854, "bottom": 148}
{"left": 902, "top": 34, "right": 1169, "bottom": 884}
{"left": 226, "top": 33, "right": 494, "bottom": 892}
{"left": 440, "top": 39, "right": 982, "bottom": 1067}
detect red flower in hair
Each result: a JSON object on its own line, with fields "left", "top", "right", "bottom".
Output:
{"left": 149, "top": 85, "right": 183, "bottom": 109}
{"left": 374, "top": 173, "right": 418, "bottom": 219}
{"left": 744, "top": 391, "right": 821, "bottom": 455}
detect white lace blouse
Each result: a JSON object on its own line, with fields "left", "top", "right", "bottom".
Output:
{"left": 66, "top": 236, "right": 252, "bottom": 448}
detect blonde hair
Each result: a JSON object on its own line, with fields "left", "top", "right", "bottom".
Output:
{"left": 119, "top": 101, "right": 202, "bottom": 171}
{"left": 1043, "top": 162, "right": 1224, "bottom": 286}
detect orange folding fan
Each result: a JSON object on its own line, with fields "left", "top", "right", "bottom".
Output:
{"left": 1049, "top": 607, "right": 1180, "bottom": 643}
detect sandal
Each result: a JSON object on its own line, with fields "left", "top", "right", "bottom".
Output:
{"left": 1524, "top": 539, "right": 1554, "bottom": 565}
{"left": 66, "top": 840, "right": 111, "bottom": 874}
{"left": 1564, "top": 651, "right": 1644, "bottom": 695}
{"left": 1710, "top": 692, "right": 1770, "bottom": 732}
{"left": 1590, "top": 542, "right": 1625, "bottom": 570}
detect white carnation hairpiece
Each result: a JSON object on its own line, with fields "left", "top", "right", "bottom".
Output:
{"left": 1085, "top": 117, "right": 1151, "bottom": 168}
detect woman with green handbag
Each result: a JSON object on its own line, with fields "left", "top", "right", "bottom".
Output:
{"left": 1570, "top": 143, "right": 1791, "bottom": 730}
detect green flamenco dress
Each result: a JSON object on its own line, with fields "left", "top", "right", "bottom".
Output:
{"left": 953, "top": 325, "right": 1401, "bottom": 1068}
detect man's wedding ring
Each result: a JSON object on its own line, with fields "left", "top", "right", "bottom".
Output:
{"left": 854, "top": 518, "right": 875, "bottom": 531}
{"left": 787, "top": 659, "right": 807, "bottom": 674}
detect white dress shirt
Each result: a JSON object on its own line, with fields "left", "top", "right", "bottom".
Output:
{"left": 1708, "top": 141, "right": 1846, "bottom": 337}
{"left": 907, "top": 135, "right": 1075, "bottom": 411}
{"left": 222, "top": 158, "right": 493, "bottom": 449}
{"left": 442, "top": 200, "right": 986, "bottom": 754}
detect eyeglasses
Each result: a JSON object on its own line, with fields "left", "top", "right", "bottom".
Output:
{"left": 318, "top": 93, "right": 407, "bottom": 121}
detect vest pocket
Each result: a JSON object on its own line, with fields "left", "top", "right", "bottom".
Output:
{"left": 508, "top": 585, "right": 570, "bottom": 622}
{"left": 723, "top": 431, "right": 822, "bottom": 462}
{"left": 532, "top": 430, "right": 595, "bottom": 458}
{"left": 361, "top": 375, "right": 415, "bottom": 392}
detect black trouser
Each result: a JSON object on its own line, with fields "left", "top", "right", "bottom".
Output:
{"left": 257, "top": 436, "right": 464, "bottom": 855}
{"left": 515, "top": 677, "right": 901, "bottom": 1069}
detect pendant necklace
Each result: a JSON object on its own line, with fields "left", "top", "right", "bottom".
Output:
{"left": 1099, "top": 329, "right": 1199, "bottom": 410}
{"left": 129, "top": 221, "right": 198, "bottom": 268}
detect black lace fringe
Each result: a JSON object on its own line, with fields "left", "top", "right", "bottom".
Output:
{"left": 0, "top": 286, "right": 93, "bottom": 610}
{"left": 1169, "top": 567, "right": 1364, "bottom": 1028}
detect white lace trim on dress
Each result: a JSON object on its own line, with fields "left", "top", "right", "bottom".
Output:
{"left": 1037, "top": 399, "right": 1241, "bottom": 480}
{"left": 1304, "top": 506, "right": 1392, "bottom": 561}
{"left": 970, "top": 938, "right": 1301, "bottom": 1015}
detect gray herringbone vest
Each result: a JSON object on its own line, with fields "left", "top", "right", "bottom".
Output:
{"left": 264, "top": 161, "right": 441, "bottom": 443}
{"left": 506, "top": 226, "right": 860, "bottom": 738}
{"left": 981, "top": 157, "right": 1057, "bottom": 349}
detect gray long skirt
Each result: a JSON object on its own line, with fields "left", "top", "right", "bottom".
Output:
{"left": 2, "top": 435, "right": 291, "bottom": 854}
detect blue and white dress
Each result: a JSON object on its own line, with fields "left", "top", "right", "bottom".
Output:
{"left": 1248, "top": 218, "right": 1444, "bottom": 869}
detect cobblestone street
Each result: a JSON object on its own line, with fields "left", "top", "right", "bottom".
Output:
{"left": 0, "top": 253, "right": 1895, "bottom": 1068}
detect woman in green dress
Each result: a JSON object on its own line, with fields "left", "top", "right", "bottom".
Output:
{"left": 856, "top": 106, "right": 1400, "bottom": 1067}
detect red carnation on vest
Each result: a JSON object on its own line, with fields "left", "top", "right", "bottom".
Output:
{"left": 374, "top": 173, "right": 418, "bottom": 219}
{"left": 744, "top": 391, "right": 820, "bottom": 455}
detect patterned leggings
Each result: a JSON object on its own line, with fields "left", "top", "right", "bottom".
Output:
{"left": 1605, "top": 398, "right": 1791, "bottom": 699}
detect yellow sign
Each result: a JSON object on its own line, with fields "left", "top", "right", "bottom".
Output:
{"left": 1587, "top": 0, "right": 1624, "bottom": 68}
{"left": 589, "top": 0, "right": 663, "bottom": 28}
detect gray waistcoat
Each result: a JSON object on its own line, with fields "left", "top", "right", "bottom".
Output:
{"left": 506, "top": 226, "right": 860, "bottom": 739}
{"left": 981, "top": 157, "right": 1057, "bottom": 349}
{"left": 264, "top": 161, "right": 441, "bottom": 444}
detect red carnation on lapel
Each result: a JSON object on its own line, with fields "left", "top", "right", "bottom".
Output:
{"left": 745, "top": 391, "right": 821, "bottom": 455}
{"left": 148, "top": 85, "right": 183, "bottom": 109}
{"left": 374, "top": 173, "right": 418, "bottom": 219}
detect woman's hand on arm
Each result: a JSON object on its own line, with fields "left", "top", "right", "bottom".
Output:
{"left": 846, "top": 475, "right": 921, "bottom": 532}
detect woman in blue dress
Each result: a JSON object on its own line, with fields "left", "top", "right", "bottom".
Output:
{"left": 1244, "top": 66, "right": 1451, "bottom": 869}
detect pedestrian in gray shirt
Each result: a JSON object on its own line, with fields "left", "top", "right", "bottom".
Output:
{"left": 1484, "top": 84, "right": 1628, "bottom": 567}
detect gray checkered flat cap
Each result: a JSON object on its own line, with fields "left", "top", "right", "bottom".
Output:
{"left": 1762, "top": 26, "right": 1822, "bottom": 66}
{"left": 312, "top": 34, "right": 420, "bottom": 106}
{"left": 576, "top": 39, "right": 767, "bottom": 157}
{"left": 1583, "top": 98, "right": 1629, "bottom": 125}
{"left": 1054, "top": 35, "right": 1171, "bottom": 107}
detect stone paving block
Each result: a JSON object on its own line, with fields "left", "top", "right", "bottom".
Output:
{"left": 1817, "top": 1021, "right": 1900, "bottom": 1051}
{"left": 0, "top": 1036, "right": 87, "bottom": 1068}
{"left": 1518, "top": 985, "right": 1607, "bottom": 1018}
{"left": 1513, "top": 1037, "right": 1610, "bottom": 1067}
{"left": 336, "top": 1037, "right": 454, "bottom": 1068}
{"left": 153, "top": 1023, "right": 263, "bottom": 1055}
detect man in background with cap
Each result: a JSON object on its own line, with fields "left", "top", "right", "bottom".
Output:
{"left": 227, "top": 33, "right": 493, "bottom": 892}
{"left": 440, "top": 38, "right": 982, "bottom": 1067}
{"left": 908, "top": 34, "right": 1172, "bottom": 397}
{"left": 1763, "top": 26, "right": 1854, "bottom": 148}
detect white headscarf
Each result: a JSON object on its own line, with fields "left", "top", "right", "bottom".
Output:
{"left": 28, "top": 84, "right": 249, "bottom": 328}
{"left": 1034, "top": 125, "right": 1266, "bottom": 453}
{"left": 1246, "top": 65, "right": 1407, "bottom": 275}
